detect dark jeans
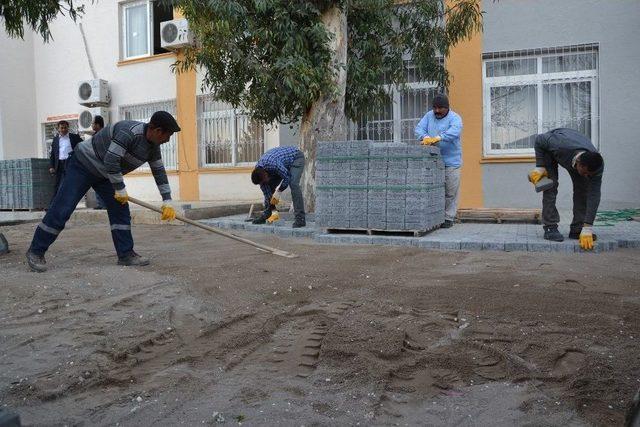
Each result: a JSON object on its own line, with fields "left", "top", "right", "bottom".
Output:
{"left": 542, "top": 157, "right": 590, "bottom": 232}
{"left": 30, "top": 155, "right": 134, "bottom": 258}
{"left": 53, "top": 159, "right": 67, "bottom": 195}
{"left": 289, "top": 152, "right": 306, "bottom": 222}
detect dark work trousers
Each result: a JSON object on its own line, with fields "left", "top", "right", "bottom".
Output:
{"left": 53, "top": 159, "right": 67, "bottom": 194}
{"left": 541, "top": 155, "right": 590, "bottom": 231}
{"left": 289, "top": 152, "right": 306, "bottom": 222}
{"left": 30, "top": 155, "right": 135, "bottom": 258}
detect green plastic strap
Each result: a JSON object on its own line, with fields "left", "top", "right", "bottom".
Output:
{"left": 316, "top": 184, "right": 444, "bottom": 191}
{"left": 317, "top": 155, "right": 439, "bottom": 161}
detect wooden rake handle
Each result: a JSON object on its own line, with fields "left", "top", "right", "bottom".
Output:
{"left": 127, "top": 197, "right": 298, "bottom": 259}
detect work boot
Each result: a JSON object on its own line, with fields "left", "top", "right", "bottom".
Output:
{"left": 117, "top": 251, "right": 150, "bottom": 266}
{"left": 292, "top": 219, "right": 306, "bottom": 228}
{"left": 568, "top": 229, "right": 598, "bottom": 241}
{"left": 543, "top": 226, "right": 564, "bottom": 242}
{"left": 440, "top": 220, "right": 454, "bottom": 229}
{"left": 26, "top": 250, "right": 47, "bottom": 272}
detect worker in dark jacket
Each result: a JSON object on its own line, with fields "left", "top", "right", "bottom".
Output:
{"left": 49, "top": 120, "right": 82, "bottom": 194}
{"left": 528, "top": 128, "right": 604, "bottom": 250}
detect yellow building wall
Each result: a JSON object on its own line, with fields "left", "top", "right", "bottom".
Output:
{"left": 445, "top": 0, "right": 484, "bottom": 208}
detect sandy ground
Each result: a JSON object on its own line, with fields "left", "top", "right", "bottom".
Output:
{"left": 1, "top": 222, "right": 639, "bottom": 426}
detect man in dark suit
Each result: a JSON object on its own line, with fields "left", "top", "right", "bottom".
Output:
{"left": 49, "top": 120, "right": 82, "bottom": 193}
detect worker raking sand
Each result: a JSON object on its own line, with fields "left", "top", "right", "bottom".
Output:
{"left": 25, "top": 111, "right": 181, "bottom": 272}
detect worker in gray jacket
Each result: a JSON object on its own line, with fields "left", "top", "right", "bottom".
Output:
{"left": 26, "top": 111, "right": 180, "bottom": 272}
{"left": 528, "top": 128, "right": 604, "bottom": 250}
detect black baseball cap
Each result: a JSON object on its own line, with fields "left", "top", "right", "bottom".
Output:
{"left": 149, "top": 111, "right": 181, "bottom": 132}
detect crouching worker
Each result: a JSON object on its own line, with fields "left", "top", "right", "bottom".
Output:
{"left": 251, "top": 146, "right": 306, "bottom": 228}
{"left": 528, "top": 128, "right": 604, "bottom": 251}
{"left": 25, "top": 111, "right": 180, "bottom": 272}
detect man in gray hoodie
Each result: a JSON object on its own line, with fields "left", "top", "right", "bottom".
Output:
{"left": 528, "top": 128, "right": 604, "bottom": 250}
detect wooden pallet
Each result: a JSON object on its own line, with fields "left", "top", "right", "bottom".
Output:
{"left": 323, "top": 227, "right": 430, "bottom": 237}
{"left": 456, "top": 208, "right": 541, "bottom": 224}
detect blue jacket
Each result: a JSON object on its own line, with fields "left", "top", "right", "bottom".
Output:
{"left": 414, "top": 110, "right": 463, "bottom": 168}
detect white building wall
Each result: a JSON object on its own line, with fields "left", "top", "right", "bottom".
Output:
{"left": 32, "top": 1, "right": 176, "bottom": 145}
{"left": 0, "top": 29, "right": 38, "bottom": 159}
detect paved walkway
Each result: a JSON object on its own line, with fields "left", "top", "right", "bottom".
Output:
{"left": 201, "top": 214, "right": 640, "bottom": 253}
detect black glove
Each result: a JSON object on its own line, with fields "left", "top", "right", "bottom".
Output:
{"left": 252, "top": 207, "right": 273, "bottom": 224}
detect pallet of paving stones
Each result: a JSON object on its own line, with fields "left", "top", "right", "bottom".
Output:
{"left": 315, "top": 140, "right": 445, "bottom": 232}
{"left": 0, "top": 158, "right": 55, "bottom": 210}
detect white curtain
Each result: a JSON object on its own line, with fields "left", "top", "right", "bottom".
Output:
{"left": 490, "top": 85, "right": 538, "bottom": 150}
{"left": 126, "top": 3, "right": 148, "bottom": 58}
{"left": 543, "top": 81, "right": 592, "bottom": 137}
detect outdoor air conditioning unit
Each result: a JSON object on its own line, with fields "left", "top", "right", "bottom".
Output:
{"left": 78, "top": 107, "right": 110, "bottom": 132}
{"left": 77, "top": 79, "right": 110, "bottom": 107}
{"left": 160, "top": 18, "right": 194, "bottom": 50}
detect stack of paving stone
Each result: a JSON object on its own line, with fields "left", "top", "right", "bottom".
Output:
{"left": 316, "top": 141, "right": 445, "bottom": 233}
{"left": 0, "top": 158, "right": 55, "bottom": 210}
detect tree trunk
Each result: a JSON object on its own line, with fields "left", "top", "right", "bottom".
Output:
{"left": 299, "top": 5, "right": 348, "bottom": 213}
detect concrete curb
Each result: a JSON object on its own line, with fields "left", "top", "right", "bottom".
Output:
{"left": 201, "top": 217, "right": 640, "bottom": 253}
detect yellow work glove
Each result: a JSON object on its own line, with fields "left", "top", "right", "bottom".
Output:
{"left": 270, "top": 194, "right": 280, "bottom": 206}
{"left": 421, "top": 136, "right": 441, "bottom": 146}
{"left": 527, "top": 167, "right": 548, "bottom": 185}
{"left": 579, "top": 226, "right": 594, "bottom": 251}
{"left": 114, "top": 188, "right": 129, "bottom": 205}
{"left": 160, "top": 201, "right": 176, "bottom": 221}
{"left": 266, "top": 211, "right": 280, "bottom": 224}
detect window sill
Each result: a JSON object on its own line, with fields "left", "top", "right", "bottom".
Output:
{"left": 199, "top": 167, "right": 254, "bottom": 174}
{"left": 480, "top": 156, "right": 536, "bottom": 164}
{"left": 118, "top": 52, "right": 175, "bottom": 67}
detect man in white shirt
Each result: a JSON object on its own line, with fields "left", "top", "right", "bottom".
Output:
{"left": 49, "top": 120, "right": 82, "bottom": 194}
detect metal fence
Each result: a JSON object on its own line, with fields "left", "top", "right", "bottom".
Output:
{"left": 347, "top": 85, "right": 438, "bottom": 144}
{"left": 119, "top": 99, "right": 179, "bottom": 170}
{"left": 197, "top": 94, "right": 265, "bottom": 167}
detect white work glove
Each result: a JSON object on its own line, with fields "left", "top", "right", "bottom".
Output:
{"left": 579, "top": 226, "right": 594, "bottom": 250}
{"left": 160, "top": 200, "right": 176, "bottom": 221}
{"left": 114, "top": 188, "right": 129, "bottom": 205}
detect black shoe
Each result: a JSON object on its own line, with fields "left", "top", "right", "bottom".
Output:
{"left": 252, "top": 217, "right": 267, "bottom": 224}
{"left": 543, "top": 226, "right": 564, "bottom": 242}
{"left": 26, "top": 250, "right": 47, "bottom": 272}
{"left": 292, "top": 219, "right": 306, "bottom": 228}
{"left": 568, "top": 230, "right": 598, "bottom": 241}
{"left": 117, "top": 251, "right": 150, "bottom": 266}
{"left": 440, "top": 220, "right": 454, "bottom": 229}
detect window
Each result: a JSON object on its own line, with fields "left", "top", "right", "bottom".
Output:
{"left": 42, "top": 120, "right": 79, "bottom": 158}
{"left": 119, "top": 99, "right": 178, "bottom": 170}
{"left": 197, "top": 95, "right": 265, "bottom": 167}
{"left": 483, "top": 44, "right": 599, "bottom": 157}
{"left": 349, "top": 61, "right": 439, "bottom": 144}
{"left": 120, "top": 0, "right": 172, "bottom": 60}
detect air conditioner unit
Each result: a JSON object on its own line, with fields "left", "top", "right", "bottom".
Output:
{"left": 160, "top": 18, "right": 194, "bottom": 50}
{"left": 78, "top": 107, "right": 110, "bottom": 132}
{"left": 77, "top": 79, "right": 110, "bottom": 107}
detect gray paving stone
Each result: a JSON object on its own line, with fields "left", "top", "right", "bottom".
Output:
{"left": 460, "top": 241, "right": 483, "bottom": 251}
{"left": 504, "top": 242, "right": 528, "bottom": 252}
{"left": 482, "top": 241, "right": 506, "bottom": 251}
{"left": 527, "top": 241, "right": 553, "bottom": 252}
{"left": 439, "top": 241, "right": 461, "bottom": 250}
{"left": 413, "top": 239, "right": 441, "bottom": 249}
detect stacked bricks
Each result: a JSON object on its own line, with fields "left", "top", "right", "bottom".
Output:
{"left": 0, "top": 159, "right": 55, "bottom": 210}
{"left": 316, "top": 141, "right": 445, "bottom": 232}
